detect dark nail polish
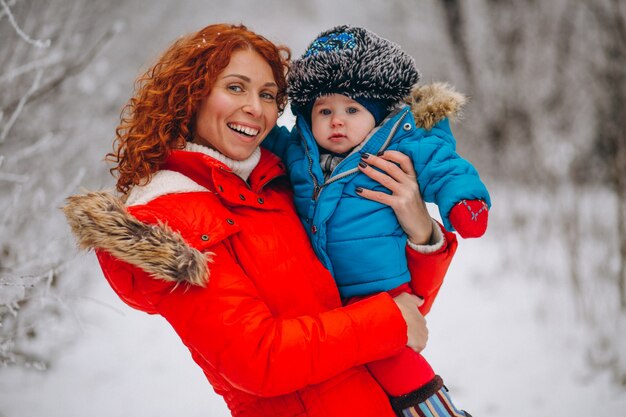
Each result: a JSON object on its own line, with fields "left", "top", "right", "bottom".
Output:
{"left": 361, "top": 153, "right": 370, "bottom": 159}
{"left": 355, "top": 187, "right": 363, "bottom": 193}
{"left": 358, "top": 161, "right": 368, "bottom": 168}
{"left": 376, "top": 151, "right": 385, "bottom": 156}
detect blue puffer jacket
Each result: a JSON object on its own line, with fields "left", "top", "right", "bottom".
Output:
{"left": 266, "top": 83, "right": 490, "bottom": 297}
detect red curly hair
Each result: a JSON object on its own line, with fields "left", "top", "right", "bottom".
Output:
{"left": 108, "top": 23, "right": 291, "bottom": 194}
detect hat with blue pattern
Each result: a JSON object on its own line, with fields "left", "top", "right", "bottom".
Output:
{"left": 288, "top": 25, "right": 420, "bottom": 119}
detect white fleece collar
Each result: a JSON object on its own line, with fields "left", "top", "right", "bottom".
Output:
{"left": 184, "top": 142, "right": 261, "bottom": 181}
{"left": 125, "top": 170, "right": 209, "bottom": 207}
{"left": 126, "top": 144, "right": 261, "bottom": 207}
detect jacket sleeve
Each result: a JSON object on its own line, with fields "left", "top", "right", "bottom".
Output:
{"left": 96, "top": 241, "right": 407, "bottom": 398}
{"left": 400, "top": 118, "right": 491, "bottom": 231}
{"left": 261, "top": 125, "right": 293, "bottom": 162}
{"left": 405, "top": 222, "right": 458, "bottom": 316}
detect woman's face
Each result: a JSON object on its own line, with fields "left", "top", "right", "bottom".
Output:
{"left": 193, "top": 49, "right": 279, "bottom": 160}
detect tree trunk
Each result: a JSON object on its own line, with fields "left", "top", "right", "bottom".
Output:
{"left": 615, "top": 129, "right": 626, "bottom": 312}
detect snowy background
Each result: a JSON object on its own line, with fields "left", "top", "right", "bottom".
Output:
{"left": 1, "top": 0, "right": 626, "bottom": 416}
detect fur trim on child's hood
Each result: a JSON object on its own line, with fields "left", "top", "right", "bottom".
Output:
{"left": 408, "top": 82, "right": 467, "bottom": 130}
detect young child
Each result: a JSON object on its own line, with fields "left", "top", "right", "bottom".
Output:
{"left": 267, "top": 25, "right": 490, "bottom": 416}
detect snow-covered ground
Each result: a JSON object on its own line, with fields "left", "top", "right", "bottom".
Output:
{"left": 427, "top": 236, "right": 626, "bottom": 416}
{"left": 2, "top": 195, "right": 626, "bottom": 417}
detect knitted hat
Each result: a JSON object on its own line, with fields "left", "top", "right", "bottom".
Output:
{"left": 288, "top": 25, "right": 420, "bottom": 122}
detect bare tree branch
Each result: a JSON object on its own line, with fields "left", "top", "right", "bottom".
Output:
{"left": 0, "top": 68, "right": 43, "bottom": 142}
{"left": 0, "top": 0, "right": 16, "bottom": 20}
{"left": 0, "top": 53, "right": 63, "bottom": 84}
{"left": 0, "top": 0, "right": 50, "bottom": 48}
{"left": 4, "top": 26, "right": 117, "bottom": 115}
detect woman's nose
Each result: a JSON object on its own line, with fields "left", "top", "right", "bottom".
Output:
{"left": 242, "top": 96, "right": 262, "bottom": 117}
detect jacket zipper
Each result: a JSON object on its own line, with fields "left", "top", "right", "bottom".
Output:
{"left": 308, "top": 109, "right": 410, "bottom": 202}
{"left": 302, "top": 130, "right": 321, "bottom": 200}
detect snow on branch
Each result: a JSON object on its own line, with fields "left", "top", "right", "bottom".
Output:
{"left": 11, "top": 133, "right": 56, "bottom": 163}
{"left": 0, "top": 0, "right": 126, "bottom": 374}
{"left": 0, "top": 0, "right": 50, "bottom": 49}
{"left": 0, "top": 53, "right": 63, "bottom": 85}
{"left": 4, "top": 26, "right": 118, "bottom": 115}
{"left": 0, "top": 171, "right": 29, "bottom": 183}
{"left": 0, "top": 267, "right": 66, "bottom": 371}
{"left": 0, "top": 0, "right": 15, "bottom": 19}
{"left": 0, "top": 69, "right": 43, "bottom": 143}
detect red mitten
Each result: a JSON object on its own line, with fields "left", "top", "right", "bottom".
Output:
{"left": 449, "top": 199, "right": 489, "bottom": 238}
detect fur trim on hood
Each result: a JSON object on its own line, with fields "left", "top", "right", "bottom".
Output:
{"left": 62, "top": 191, "right": 211, "bottom": 286}
{"left": 407, "top": 82, "right": 467, "bottom": 131}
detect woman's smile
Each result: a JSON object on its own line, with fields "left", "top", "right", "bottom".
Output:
{"left": 227, "top": 122, "right": 261, "bottom": 139}
{"left": 193, "top": 49, "right": 279, "bottom": 160}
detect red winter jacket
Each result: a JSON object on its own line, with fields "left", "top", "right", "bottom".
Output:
{"left": 63, "top": 148, "right": 457, "bottom": 417}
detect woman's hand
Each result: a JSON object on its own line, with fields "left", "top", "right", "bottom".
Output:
{"left": 392, "top": 292, "right": 428, "bottom": 352}
{"left": 357, "top": 150, "right": 433, "bottom": 245}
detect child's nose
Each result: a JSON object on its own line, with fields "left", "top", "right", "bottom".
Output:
{"left": 331, "top": 116, "right": 344, "bottom": 127}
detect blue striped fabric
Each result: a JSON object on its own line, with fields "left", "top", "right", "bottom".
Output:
{"left": 402, "top": 387, "right": 469, "bottom": 417}
{"left": 438, "top": 389, "right": 466, "bottom": 416}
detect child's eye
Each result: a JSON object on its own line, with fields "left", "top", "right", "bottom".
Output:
{"left": 319, "top": 108, "right": 332, "bottom": 116}
{"left": 347, "top": 107, "right": 359, "bottom": 114}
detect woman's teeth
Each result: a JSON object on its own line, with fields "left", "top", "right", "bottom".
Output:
{"left": 228, "top": 123, "right": 259, "bottom": 137}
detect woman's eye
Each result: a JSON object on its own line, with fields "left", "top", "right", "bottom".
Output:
{"left": 227, "top": 84, "right": 243, "bottom": 93}
{"left": 260, "top": 92, "right": 276, "bottom": 101}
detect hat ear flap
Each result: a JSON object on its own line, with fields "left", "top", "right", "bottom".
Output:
{"left": 355, "top": 97, "right": 391, "bottom": 125}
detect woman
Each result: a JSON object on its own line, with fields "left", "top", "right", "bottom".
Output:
{"left": 63, "top": 24, "right": 457, "bottom": 417}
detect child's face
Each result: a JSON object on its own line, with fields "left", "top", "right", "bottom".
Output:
{"left": 311, "top": 94, "right": 375, "bottom": 154}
